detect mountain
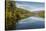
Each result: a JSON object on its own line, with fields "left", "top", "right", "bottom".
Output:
{"left": 32, "top": 10, "right": 45, "bottom": 18}
{"left": 37, "top": 10, "right": 45, "bottom": 18}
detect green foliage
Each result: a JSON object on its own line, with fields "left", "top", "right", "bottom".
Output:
{"left": 38, "top": 11, "right": 45, "bottom": 18}
{"left": 5, "top": 1, "right": 16, "bottom": 30}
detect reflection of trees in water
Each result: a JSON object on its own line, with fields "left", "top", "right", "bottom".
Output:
{"left": 16, "top": 14, "right": 21, "bottom": 23}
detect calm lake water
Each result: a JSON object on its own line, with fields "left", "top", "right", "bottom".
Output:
{"left": 15, "top": 16, "right": 44, "bottom": 30}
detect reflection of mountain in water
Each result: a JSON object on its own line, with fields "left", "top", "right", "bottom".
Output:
{"left": 15, "top": 16, "right": 44, "bottom": 30}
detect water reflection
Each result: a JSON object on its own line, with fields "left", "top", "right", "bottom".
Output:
{"left": 16, "top": 16, "right": 45, "bottom": 30}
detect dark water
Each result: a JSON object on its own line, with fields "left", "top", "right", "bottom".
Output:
{"left": 14, "top": 16, "right": 45, "bottom": 30}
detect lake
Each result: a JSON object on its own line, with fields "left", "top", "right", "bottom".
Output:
{"left": 14, "top": 16, "right": 45, "bottom": 30}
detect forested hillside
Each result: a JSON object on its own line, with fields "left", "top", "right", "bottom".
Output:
{"left": 38, "top": 11, "right": 44, "bottom": 18}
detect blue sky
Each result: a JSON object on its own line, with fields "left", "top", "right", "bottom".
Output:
{"left": 16, "top": 1, "right": 45, "bottom": 12}
{"left": 16, "top": 0, "right": 44, "bottom": 2}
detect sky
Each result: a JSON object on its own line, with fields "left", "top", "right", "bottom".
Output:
{"left": 16, "top": 0, "right": 45, "bottom": 2}
{"left": 16, "top": 1, "right": 45, "bottom": 12}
